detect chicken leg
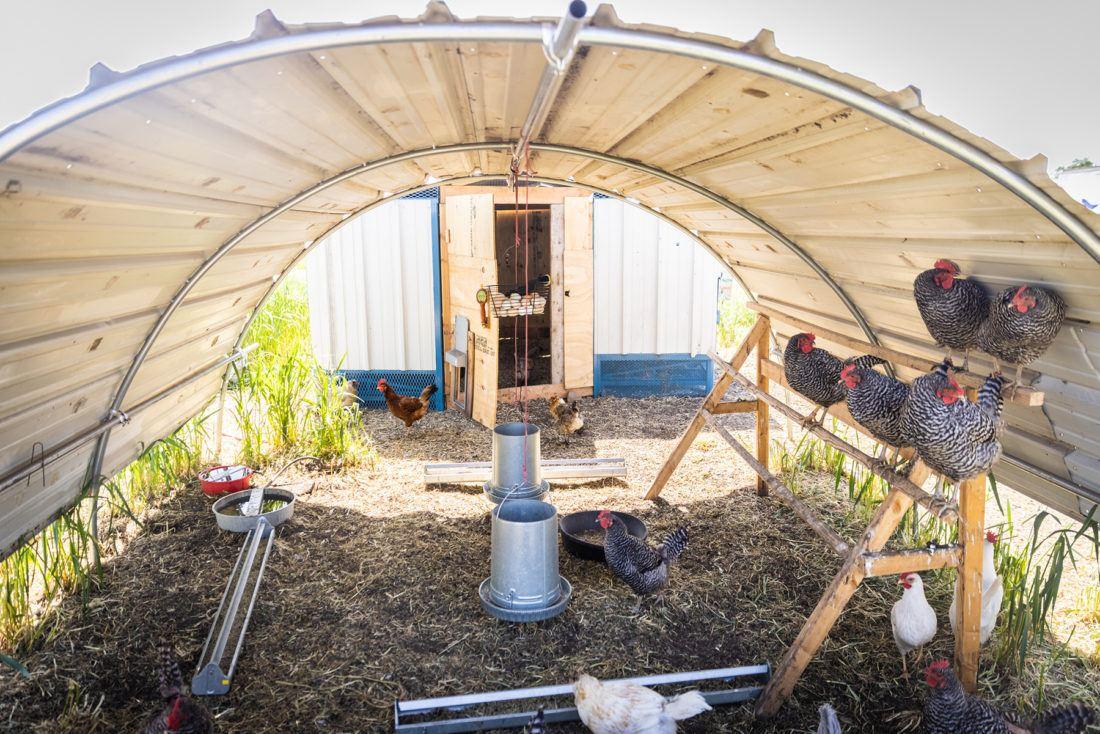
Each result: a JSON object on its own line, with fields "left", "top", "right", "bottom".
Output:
{"left": 801, "top": 405, "right": 824, "bottom": 429}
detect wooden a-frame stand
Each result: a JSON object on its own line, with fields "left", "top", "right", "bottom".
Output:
{"left": 646, "top": 308, "right": 1010, "bottom": 717}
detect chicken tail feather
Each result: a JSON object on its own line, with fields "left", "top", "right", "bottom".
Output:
{"left": 419, "top": 383, "right": 439, "bottom": 402}
{"left": 156, "top": 640, "right": 182, "bottom": 701}
{"left": 1033, "top": 702, "right": 1096, "bottom": 734}
{"left": 852, "top": 354, "right": 889, "bottom": 370}
{"left": 657, "top": 527, "right": 689, "bottom": 564}
{"left": 663, "top": 690, "right": 711, "bottom": 721}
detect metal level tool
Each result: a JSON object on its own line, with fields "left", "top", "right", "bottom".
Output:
{"left": 394, "top": 664, "right": 771, "bottom": 732}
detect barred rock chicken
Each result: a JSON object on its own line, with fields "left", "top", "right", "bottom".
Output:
{"left": 949, "top": 531, "right": 1004, "bottom": 646}
{"left": 377, "top": 378, "right": 437, "bottom": 427}
{"left": 892, "top": 572, "right": 938, "bottom": 679}
{"left": 923, "top": 659, "right": 1095, "bottom": 734}
{"left": 818, "top": 703, "right": 843, "bottom": 734}
{"left": 840, "top": 362, "right": 911, "bottom": 469}
{"left": 524, "top": 706, "right": 547, "bottom": 734}
{"left": 784, "top": 333, "right": 887, "bottom": 428}
{"left": 574, "top": 673, "right": 711, "bottom": 734}
{"left": 977, "top": 284, "right": 1067, "bottom": 387}
{"left": 914, "top": 259, "right": 990, "bottom": 370}
{"left": 549, "top": 396, "right": 584, "bottom": 444}
{"left": 597, "top": 510, "right": 687, "bottom": 610}
{"left": 142, "top": 641, "right": 213, "bottom": 734}
{"left": 900, "top": 360, "right": 1006, "bottom": 483}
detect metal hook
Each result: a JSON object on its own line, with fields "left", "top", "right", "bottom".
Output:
{"left": 28, "top": 442, "right": 46, "bottom": 487}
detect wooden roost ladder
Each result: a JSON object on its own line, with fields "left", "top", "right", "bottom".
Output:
{"left": 645, "top": 306, "right": 1037, "bottom": 717}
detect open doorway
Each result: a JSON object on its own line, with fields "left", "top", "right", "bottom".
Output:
{"left": 495, "top": 207, "right": 553, "bottom": 390}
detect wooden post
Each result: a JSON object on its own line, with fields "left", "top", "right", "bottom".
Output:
{"left": 644, "top": 316, "right": 768, "bottom": 500}
{"left": 954, "top": 473, "right": 986, "bottom": 692}
{"left": 756, "top": 488, "right": 914, "bottom": 718}
{"left": 755, "top": 316, "right": 771, "bottom": 496}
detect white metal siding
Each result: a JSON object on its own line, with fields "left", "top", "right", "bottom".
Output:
{"left": 306, "top": 199, "right": 436, "bottom": 371}
{"left": 594, "top": 198, "right": 723, "bottom": 356}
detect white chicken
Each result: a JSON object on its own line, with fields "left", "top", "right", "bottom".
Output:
{"left": 891, "top": 572, "right": 938, "bottom": 679}
{"left": 949, "top": 530, "right": 1003, "bottom": 645}
{"left": 573, "top": 673, "right": 711, "bottom": 734}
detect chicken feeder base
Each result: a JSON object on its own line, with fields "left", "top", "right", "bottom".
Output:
{"left": 478, "top": 577, "right": 572, "bottom": 622}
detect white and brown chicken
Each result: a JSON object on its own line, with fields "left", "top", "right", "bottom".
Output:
{"left": 574, "top": 673, "right": 711, "bottom": 734}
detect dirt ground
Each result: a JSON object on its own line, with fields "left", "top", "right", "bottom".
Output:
{"left": 2, "top": 393, "right": 1098, "bottom": 733}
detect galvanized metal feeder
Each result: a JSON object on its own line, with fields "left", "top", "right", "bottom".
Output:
{"left": 479, "top": 422, "right": 569, "bottom": 622}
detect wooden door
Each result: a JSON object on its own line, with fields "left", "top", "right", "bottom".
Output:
{"left": 444, "top": 194, "right": 498, "bottom": 428}
{"left": 563, "top": 196, "right": 594, "bottom": 390}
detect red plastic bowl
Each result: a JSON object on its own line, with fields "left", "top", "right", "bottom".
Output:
{"left": 199, "top": 465, "right": 253, "bottom": 497}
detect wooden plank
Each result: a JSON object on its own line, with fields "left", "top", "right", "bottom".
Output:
{"left": 863, "top": 546, "right": 961, "bottom": 577}
{"left": 756, "top": 488, "right": 915, "bottom": 718}
{"left": 425, "top": 457, "right": 627, "bottom": 484}
{"left": 563, "top": 196, "right": 594, "bottom": 389}
{"left": 497, "top": 384, "right": 565, "bottom": 403}
{"left": 954, "top": 473, "right": 987, "bottom": 693}
{"left": 711, "top": 400, "right": 758, "bottom": 415}
{"left": 713, "top": 352, "right": 958, "bottom": 522}
{"left": 755, "top": 316, "right": 771, "bottom": 496}
{"left": 702, "top": 410, "right": 849, "bottom": 556}
{"left": 644, "top": 316, "right": 769, "bottom": 500}
{"left": 747, "top": 302, "right": 1043, "bottom": 407}
{"left": 550, "top": 203, "right": 565, "bottom": 387}
{"left": 444, "top": 194, "right": 497, "bottom": 428}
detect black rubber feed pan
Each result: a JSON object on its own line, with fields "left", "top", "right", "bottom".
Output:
{"left": 559, "top": 511, "right": 647, "bottom": 562}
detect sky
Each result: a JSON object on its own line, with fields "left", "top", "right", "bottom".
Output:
{"left": 0, "top": 0, "right": 1096, "bottom": 171}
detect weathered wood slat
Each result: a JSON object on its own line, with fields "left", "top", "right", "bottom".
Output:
{"left": 754, "top": 316, "right": 771, "bottom": 496}
{"left": 644, "top": 315, "right": 770, "bottom": 500}
{"left": 756, "top": 487, "right": 915, "bottom": 717}
{"left": 425, "top": 457, "right": 626, "bottom": 484}
{"left": 747, "top": 302, "right": 1044, "bottom": 407}
{"left": 702, "top": 410, "right": 849, "bottom": 556}
{"left": 710, "top": 400, "right": 758, "bottom": 414}
{"left": 710, "top": 351, "right": 958, "bottom": 523}
{"left": 954, "top": 474, "right": 987, "bottom": 692}
{"left": 862, "top": 546, "right": 961, "bottom": 577}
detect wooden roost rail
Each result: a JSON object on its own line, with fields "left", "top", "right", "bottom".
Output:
{"left": 645, "top": 309, "right": 1036, "bottom": 717}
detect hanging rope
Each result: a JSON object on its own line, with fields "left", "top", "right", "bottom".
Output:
{"left": 520, "top": 144, "right": 532, "bottom": 485}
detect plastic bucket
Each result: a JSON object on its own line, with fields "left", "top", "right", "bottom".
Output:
{"left": 199, "top": 465, "right": 253, "bottom": 497}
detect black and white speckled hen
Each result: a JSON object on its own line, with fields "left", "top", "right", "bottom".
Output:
{"left": 913, "top": 259, "right": 990, "bottom": 370}
{"left": 840, "top": 361, "right": 911, "bottom": 470}
{"left": 923, "top": 659, "right": 1095, "bottom": 734}
{"left": 977, "top": 284, "right": 1066, "bottom": 387}
{"left": 784, "top": 333, "right": 887, "bottom": 428}
{"left": 597, "top": 510, "right": 687, "bottom": 610}
{"left": 900, "top": 360, "right": 1006, "bottom": 483}
{"left": 142, "top": 641, "right": 213, "bottom": 734}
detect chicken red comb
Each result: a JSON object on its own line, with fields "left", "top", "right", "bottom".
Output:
{"left": 986, "top": 531, "right": 999, "bottom": 544}
{"left": 166, "top": 698, "right": 184, "bottom": 729}
{"left": 927, "top": 659, "right": 951, "bottom": 671}
{"left": 934, "top": 258, "right": 957, "bottom": 272}
{"left": 840, "top": 363, "right": 856, "bottom": 377}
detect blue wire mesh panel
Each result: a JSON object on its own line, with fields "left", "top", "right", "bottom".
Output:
{"left": 594, "top": 354, "right": 713, "bottom": 398}
{"left": 335, "top": 369, "right": 443, "bottom": 411}
{"left": 402, "top": 187, "right": 439, "bottom": 200}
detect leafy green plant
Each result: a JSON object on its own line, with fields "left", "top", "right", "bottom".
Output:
{"left": 716, "top": 280, "right": 755, "bottom": 352}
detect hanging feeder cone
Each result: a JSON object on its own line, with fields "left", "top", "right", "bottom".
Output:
{"left": 483, "top": 423, "right": 549, "bottom": 504}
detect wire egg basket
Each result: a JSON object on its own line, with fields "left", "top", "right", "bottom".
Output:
{"left": 485, "top": 276, "right": 550, "bottom": 318}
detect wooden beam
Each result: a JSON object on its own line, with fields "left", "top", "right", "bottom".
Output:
{"left": 497, "top": 384, "right": 593, "bottom": 403}
{"left": 755, "top": 317, "right": 771, "bottom": 496}
{"left": 644, "top": 316, "right": 769, "bottom": 500}
{"left": 747, "top": 302, "right": 1043, "bottom": 407}
{"left": 702, "top": 410, "right": 849, "bottom": 556}
{"left": 954, "top": 473, "right": 987, "bottom": 692}
{"left": 756, "top": 488, "right": 915, "bottom": 718}
{"left": 425, "top": 457, "right": 626, "bottom": 484}
{"left": 711, "top": 400, "right": 758, "bottom": 415}
{"left": 711, "top": 352, "right": 958, "bottom": 523}
{"left": 862, "top": 546, "right": 961, "bottom": 577}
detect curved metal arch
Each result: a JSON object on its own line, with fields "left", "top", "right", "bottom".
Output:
{"left": 528, "top": 143, "right": 882, "bottom": 348}
{"left": 232, "top": 172, "right": 757, "bottom": 356}
{"left": 1, "top": 18, "right": 1095, "bottom": 265}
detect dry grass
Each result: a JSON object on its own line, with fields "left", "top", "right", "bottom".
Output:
{"left": 1, "top": 395, "right": 1097, "bottom": 733}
